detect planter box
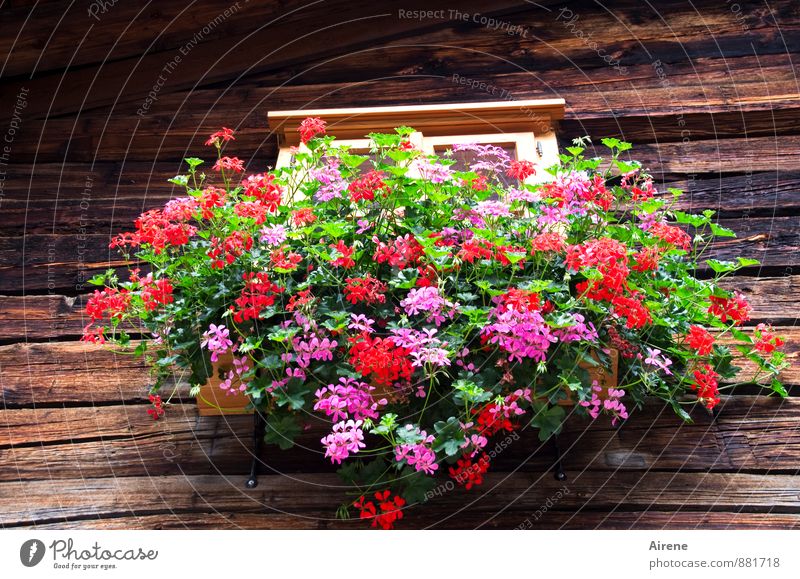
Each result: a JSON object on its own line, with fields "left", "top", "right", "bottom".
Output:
{"left": 556, "top": 348, "right": 620, "bottom": 405}
{"left": 196, "top": 353, "right": 254, "bottom": 417}
{"left": 197, "top": 349, "right": 619, "bottom": 416}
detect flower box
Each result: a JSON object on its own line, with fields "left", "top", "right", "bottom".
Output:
{"left": 196, "top": 353, "right": 254, "bottom": 416}
{"left": 556, "top": 348, "right": 619, "bottom": 406}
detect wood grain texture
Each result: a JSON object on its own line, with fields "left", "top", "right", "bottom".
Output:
{"left": 18, "top": 510, "right": 800, "bottom": 530}
{"left": 2, "top": 397, "right": 799, "bottom": 483}
{"left": 1, "top": 325, "right": 797, "bottom": 406}
{"left": 4, "top": 168, "right": 798, "bottom": 237}
{"left": 3, "top": 214, "right": 797, "bottom": 292}
{"left": 1, "top": 276, "right": 795, "bottom": 341}
{"left": 2, "top": 470, "right": 799, "bottom": 527}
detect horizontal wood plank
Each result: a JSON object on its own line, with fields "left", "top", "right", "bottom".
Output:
{"left": 19, "top": 510, "right": 800, "bottom": 530}
{"left": 2, "top": 214, "right": 796, "bottom": 292}
{"left": 3, "top": 168, "right": 798, "bottom": 237}
{"left": 0, "top": 276, "right": 796, "bottom": 341}
{"left": 2, "top": 397, "right": 799, "bottom": 482}
{"left": 2, "top": 470, "right": 799, "bottom": 527}
{"left": 1, "top": 325, "right": 796, "bottom": 405}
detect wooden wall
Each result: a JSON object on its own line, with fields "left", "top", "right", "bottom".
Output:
{"left": 0, "top": 0, "right": 798, "bottom": 529}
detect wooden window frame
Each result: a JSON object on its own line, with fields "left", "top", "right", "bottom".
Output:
{"left": 268, "top": 99, "right": 566, "bottom": 184}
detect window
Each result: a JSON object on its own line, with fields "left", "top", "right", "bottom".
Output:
{"left": 268, "top": 99, "right": 565, "bottom": 184}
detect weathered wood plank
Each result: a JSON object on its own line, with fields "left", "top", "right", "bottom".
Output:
{"left": 631, "top": 137, "right": 800, "bottom": 175}
{"left": 20, "top": 510, "right": 800, "bottom": 530}
{"left": 1, "top": 471, "right": 799, "bottom": 527}
{"left": 4, "top": 0, "right": 793, "bottom": 80}
{"left": 4, "top": 168, "right": 798, "bottom": 237}
{"left": 0, "top": 0, "right": 316, "bottom": 77}
{"left": 2, "top": 397, "right": 799, "bottom": 482}
{"left": 0, "top": 341, "right": 189, "bottom": 405}
{"left": 1, "top": 276, "right": 796, "bottom": 341}
{"left": 666, "top": 171, "right": 800, "bottom": 217}
{"left": 3, "top": 214, "right": 795, "bottom": 292}
{"left": 7, "top": 62, "right": 800, "bottom": 162}
{"left": 1, "top": 325, "right": 796, "bottom": 406}
{"left": 0, "top": 294, "right": 88, "bottom": 340}
{"left": 0, "top": 0, "right": 538, "bottom": 117}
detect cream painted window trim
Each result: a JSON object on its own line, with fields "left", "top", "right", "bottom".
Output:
{"left": 269, "top": 100, "right": 566, "bottom": 185}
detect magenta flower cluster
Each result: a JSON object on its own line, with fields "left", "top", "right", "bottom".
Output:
{"left": 394, "top": 427, "right": 438, "bottom": 475}
{"left": 321, "top": 419, "right": 366, "bottom": 464}
{"left": 400, "top": 286, "right": 459, "bottom": 326}
{"left": 580, "top": 382, "right": 629, "bottom": 426}
{"left": 314, "top": 377, "right": 386, "bottom": 422}
{"left": 200, "top": 323, "right": 233, "bottom": 362}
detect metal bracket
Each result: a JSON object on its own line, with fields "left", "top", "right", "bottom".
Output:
{"left": 245, "top": 411, "right": 265, "bottom": 489}
{"left": 552, "top": 434, "right": 567, "bottom": 481}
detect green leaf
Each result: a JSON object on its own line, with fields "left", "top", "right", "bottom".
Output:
{"left": 320, "top": 221, "right": 350, "bottom": 239}
{"left": 771, "top": 379, "right": 788, "bottom": 397}
{"left": 709, "top": 222, "right": 736, "bottom": 238}
{"left": 638, "top": 198, "right": 664, "bottom": 214}
{"left": 601, "top": 137, "right": 621, "bottom": 150}
{"left": 614, "top": 159, "right": 640, "bottom": 174}
{"left": 168, "top": 174, "right": 189, "bottom": 187}
{"left": 264, "top": 415, "right": 302, "bottom": 450}
{"left": 371, "top": 413, "right": 398, "bottom": 436}
{"left": 673, "top": 211, "right": 708, "bottom": 228}
{"left": 433, "top": 417, "right": 466, "bottom": 456}
{"left": 705, "top": 259, "right": 737, "bottom": 273}
{"left": 87, "top": 273, "right": 107, "bottom": 286}
{"left": 401, "top": 471, "right": 438, "bottom": 504}
{"left": 529, "top": 403, "right": 565, "bottom": 441}
{"left": 669, "top": 399, "right": 693, "bottom": 423}
{"left": 184, "top": 157, "right": 204, "bottom": 169}
{"left": 565, "top": 146, "right": 584, "bottom": 157}
{"left": 737, "top": 257, "right": 760, "bottom": 268}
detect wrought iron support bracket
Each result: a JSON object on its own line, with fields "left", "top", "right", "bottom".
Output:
{"left": 245, "top": 411, "right": 266, "bottom": 489}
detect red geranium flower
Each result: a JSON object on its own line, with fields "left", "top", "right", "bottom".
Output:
{"left": 354, "top": 490, "right": 405, "bottom": 530}
{"left": 708, "top": 291, "right": 751, "bottom": 325}
{"left": 632, "top": 245, "right": 662, "bottom": 273}
{"left": 147, "top": 394, "right": 165, "bottom": 420}
{"left": 344, "top": 275, "right": 387, "bottom": 305}
{"left": 506, "top": 160, "right": 536, "bottom": 181}
{"left": 686, "top": 325, "right": 715, "bottom": 355}
{"left": 286, "top": 288, "right": 314, "bottom": 311}
{"left": 212, "top": 156, "right": 245, "bottom": 173}
{"left": 140, "top": 276, "right": 174, "bottom": 312}
{"left": 270, "top": 246, "right": 303, "bottom": 272}
{"left": 691, "top": 363, "right": 721, "bottom": 409}
{"left": 85, "top": 287, "right": 130, "bottom": 322}
{"left": 329, "top": 240, "right": 356, "bottom": 268}
{"left": 753, "top": 323, "right": 784, "bottom": 355}
{"left": 241, "top": 173, "right": 283, "bottom": 211}
{"left": 199, "top": 186, "right": 227, "bottom": 219}
{"left": 298, "top": 117, "right": 327, "bottom": 144}
{"left": 207, "top": 231, "right": 252, "bottom": 269}
{"left": 449, "top": 453, "right": 490, "bottom": 489}
{"left": 348, "top": 333, "right": 413, "bottom": 387}
{"left": 205, "top": 127, "right": 235, "bottom": 147}
{"left": 348, "top": 170, "right": 389, "bottom": 203}
{"left": 292, "top": 208, "right": 317, "bottom": 227}
{"left": 531, "top": 232, "right": 565, "bottom": 253}
{"left": 232, "top": 272, "right": 283, "bottom": 323}
{"left": 650, "top": 222, "right": 692, "bottom": 251}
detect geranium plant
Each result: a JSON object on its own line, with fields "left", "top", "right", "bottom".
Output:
{"left": 84, "top": 120, "right": 788, "bottom": 528}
